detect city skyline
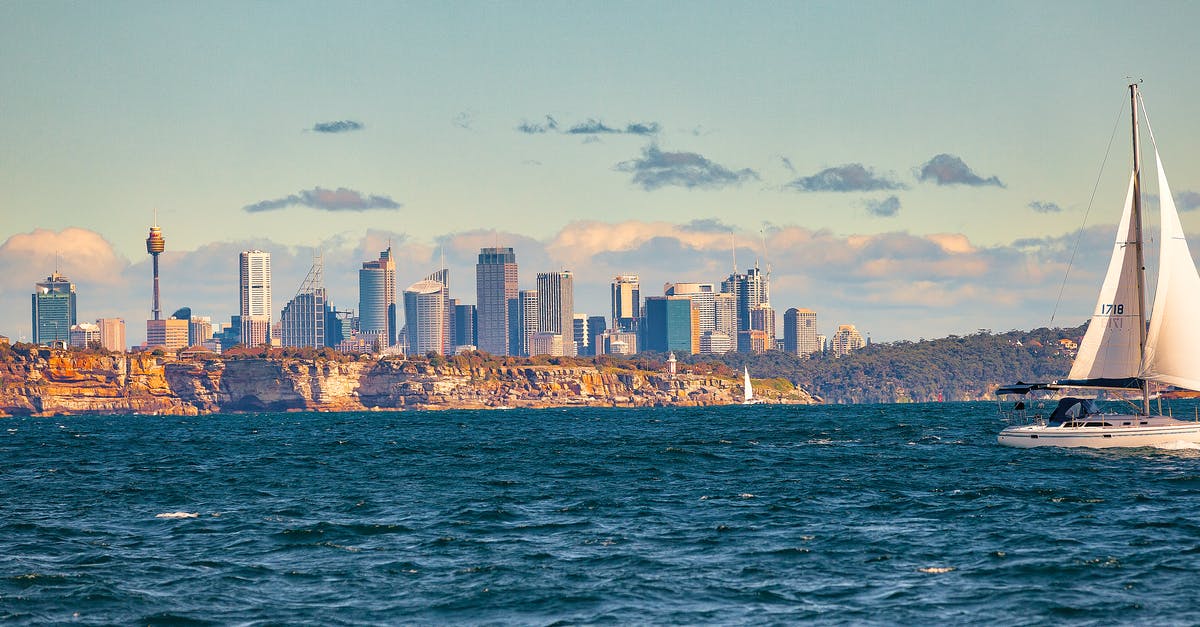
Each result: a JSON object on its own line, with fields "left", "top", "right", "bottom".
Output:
{"left": 6, "top": 2, "right": 1200, "bottom": 343}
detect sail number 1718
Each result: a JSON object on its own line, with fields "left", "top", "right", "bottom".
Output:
{"left": 1101, "top": 303, "right": 1125, "bottom": 315}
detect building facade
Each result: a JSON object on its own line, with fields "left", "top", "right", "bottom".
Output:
{"left": 359, "top": 248, "right": 397, "bottom": 347}
{"left": 643, "top": 296, "right": 694, "bottom": 354}
{"left": 832, "top": 323, "right": 866, "bottom": 357}
{"left": 749, "top": 303, "right": 776, "bottom": 351}
{"left": 146, "top": 318, "right": 189, "bottom": 351}
{"left": 31, "top": 272, "right": 77, "bottom": 345}
{"left": 476, "top": 247, "right": 518, "bottom": 355}
{"left": 783, "top": 308, "right": 819, "bottom": 357}
{"left": 536, "top": 271, "right": 575, "bottom": 355}
{"left": 239, "top": 250, "right": 272, "bottom": 345}
{"left": 69, "top": 323, "right": 100, "bottom": 348}
{"left": 97, "top": 318, "right": 126, "bottom": 352}
{"left": 611, "top": 275, "right": 641, "bottom": 332}
{"left": 404, "top": 279, "right": 448, "bottom": 356}
{"left": 721, "top": 265, "right": 769, "bottom": 332}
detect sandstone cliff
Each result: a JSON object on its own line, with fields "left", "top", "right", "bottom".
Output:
{"left": 0, "top": 350, "right": 817, "bottom": 417}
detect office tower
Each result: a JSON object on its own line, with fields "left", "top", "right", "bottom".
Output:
{"left": 146, "top": 318, "right": 189, "bottom": 350}
{"left": 359, "top": 247, "right": 397, "bottom": 347}
{"left": 453, "top": 301, "right": 477, "bottom": 350}
{"left": 326, "top": 307, "right": 353, "bottom": 349}
{"left": 96, "top": 318, "right": 126, "bottom": 352}
{"left": 507, "top": 298, "right": 523, "bottom": 357}
{"left": 189, "top": 316, "right": 214, "bottom": 347}
{"left": 832, "top": 324, "right": 866, "bottom": 357}
{"left": 69, "top": 323, "right": 100, "bottom": 348}
{"left": 749, "top": 303, "right": 776, "bottom": 351}
{"left": 784, "top": 308, "right": 819, "bottom": 357}
{"left": 530, "top": 332, "right": 566, "bottom": 357}
{"left": 713, "top": 292, "right": 737, "bottom": 337}
{"left": 643, "top": 296, "right": 694, "bottom": 354}
{"left": 721, "top": 265, "right": 769, "bottom": 332}
{"left": 476, "top": 247, "right": 518, "bottom": 355}
{"left": 239, "top": 250, "right": 272, "bottom": 345}
{"left": 700, "top": 331, "right": 732, "bottom": 355}
{"left": 573, "top": 314, "right": 589, "bottom": 356}
{"left": 425, "top": 268, "right": 453, "bottom": 354}
{"left": 404, "top": 279, "right": 448, "bottom": 355}
{"left": 509, "top": 289, "right": 539, "bottom": 357}
{"left": 146, "top": 219, "right": 165, "bottom": 321}
{"left": 664, "top": 283, "right": 716, "bottom": 334}
{"left": 537, "top": 271, "right": 575, "bottom": 356}
{"left": 611, "top": 275, "right": 641, "bottom": 332}
{"left": 596, "top": 328, "right": 638, "bottom": 355}
{"left": 737, "top": 329, "right": 769, "bottom": 354}
{"left": 587, "top": 315, "right": 607, "bottom": 356}
{"left": 280, "top": 256, "right": 328, "bottom": 348}
{"left": 31, "top": 272, "right": 76, "bottom": 345}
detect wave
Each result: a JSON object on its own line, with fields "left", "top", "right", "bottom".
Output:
{"left": 155, "top": 512, "right": 199, "bottom": 519}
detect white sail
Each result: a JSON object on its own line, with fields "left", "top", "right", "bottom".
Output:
{"left": 1067, "top": 173, "right": 1142, "bottom": 382}
{"left": 1141, "top": 150, "right": 1200, "bottom": 390}
{"left": 743, "top": 367, "right": 753, "bottom": 401}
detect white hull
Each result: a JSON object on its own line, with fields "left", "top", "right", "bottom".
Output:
{"left": 999, "top": 415, "right": 1200, "bottom": 448}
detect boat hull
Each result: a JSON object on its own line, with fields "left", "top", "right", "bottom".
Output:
{"left": 999, "top": 417, "right": 1200, "bottom": 448}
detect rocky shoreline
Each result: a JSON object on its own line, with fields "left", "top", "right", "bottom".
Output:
{"left": 0, "top": 350, "right": 817, "bottom": 417}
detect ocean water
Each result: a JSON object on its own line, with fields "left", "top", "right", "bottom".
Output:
{"left": 4, "top": 402, "right": 1200, "bottom": 625}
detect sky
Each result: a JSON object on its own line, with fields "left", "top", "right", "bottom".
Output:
{"left": 4, "top": 1, "right": 1200, "bottom": 345}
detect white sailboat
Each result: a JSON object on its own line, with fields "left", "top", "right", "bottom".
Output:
{"left": 742, "top": 366, "right": 764, "bottom": 405}
{"left": 998, "top": 83, "right": 1200, "bottom": 448}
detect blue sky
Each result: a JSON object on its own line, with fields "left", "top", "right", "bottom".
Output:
{"left": 4, "top": 1, "right": 1200, "bottom": 344}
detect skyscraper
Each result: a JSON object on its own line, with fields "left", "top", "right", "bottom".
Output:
{"left": 537, "top": 271, "right": 575, "bottom": 356}
{"left": 31, "top": 272, "right": 76, "bottom": 345}
{"left": 611, "top": 275, "right": 640, "bottom": 332}
{"left": 784, "top": 308, "right": 819, "bottom": 357}
{"left": 749, "top": 302, "right": 776, "bottom": 351}
{"left": 359, "top": 248, "right": 397, "bottom": 347}
{"left": 96, "top": 318, "right": 126, "bottom": 352}
{"left": 476, "top": 247, "right": 518, "bottom": 355}
{"left": 280, "top": 257, "right": 329, "bottom": 349}
{"left": 452, "top": 300, "right": 477, "bottom": 350}
{"left": 239, "top": 250, "right": 272, "bottom": 345}
{"left": 425, "top": 268, "right": 453, "bottom": 355}
{"left": 404, "top": 279, "right": 448, "bottom": 355}
{"left": 509, "top": 289, "right": 538, "bottom": 357}
{"left": 664, "top": 283, "right": 716, "bottom": 334}
{"left": 643, "top": 296, "right": 694, "bottom": 354}
{"left": 832, "top": 323, "right": 866, "bottom": 357}
{"left": 720, "top": 265, "right": 769, "bottom": 332}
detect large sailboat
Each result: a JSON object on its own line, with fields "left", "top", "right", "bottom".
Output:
{"left": 998, "top": 83, "right": 1200, "bottom": 448}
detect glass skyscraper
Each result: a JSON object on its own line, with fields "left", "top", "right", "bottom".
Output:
{"left": 476, "top": 247, "right": 518, "bottom": 355}
{"left": 31, "top": 272, "right": 76, "bottom": 345}
{"left": 359, "top": 248, "right": 396, "bottom": 346}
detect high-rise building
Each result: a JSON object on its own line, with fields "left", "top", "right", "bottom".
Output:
{"left": 664, "top": 283, "right": 716, "bottom": 334}
{"left": 721, "top": 265, "right": 769, "bottom": 332}
{"left": 476, "top": 247, "right": 518, "bottom": 355}
{"left": 611, "top": 275, "right": 641, "bottom": 332}
{"left": 189, "top": 316, "right": 214, "bottom": 347}
{"left": 537, "top": 271, "right": 575, "bottom": 356}
{"left": 643, "top": 296, "right": 694, "bottom": 354}
{"left": 96, "top": 318, "right": 126, "bottom": 352}
{"left": 749, "top": 303, "right": 776, "bottom": 351}
{"left": 404, "top": 279, "right": 448, "bottom": 355}
{"left": 453, "top": 301, "right": 477, "bottom": 350}
{"left": 784, "top": 308, "right": 819, "bottom": 357}
{"left": 587, "top": 315, "right": 607, "bottom": 355}
{"left": 359, "top": 248, "right": 397, "bottom": 347}
{"left": 700, "top": 331, "right": 733, "bottom": 355}
{"left": 425, "top": 268, "right": 453, "bottom": 355}
{"left": 280, "top": 255, "right": 328, "bottom": 349}
{"left": 573, "top": 314, "right": 589, "bottom": 356}
{"left": 31, "top": 272, "right": 76, "bottom": 345}
{"left": 69, "top": 323, "right": 100, "bottom": 348}
{"left": 596, "top": 328, "right": 638, "bottom": 355}
{"left": 530, "top": 332, "right": 565, "bottom": 357}
{"left": 146, "top": 318, "right": 189, "bottom": 350}
{"left": 239, "top": 250, "right": 272, "bottom": 346}
{"left": 508, "top": 289, "right": 538, "bottom": 357}
{"left": 832, "top": 324, "right": 866, "bottom": 357}
{"left": 713, "top": 292, "right": 737, "bottom": 339}
{"left": 737, "top": 329, "right": 769, "bottom": 354}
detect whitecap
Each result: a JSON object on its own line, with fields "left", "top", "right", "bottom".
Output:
{"left": 918, "top": 566, "right": 956, "bottom": 574}
{"left": 155, "top": 512, "right": 199, "bottom": 519}
{"left": 1155, "top": 440, "right": 1200, "bottom": 451}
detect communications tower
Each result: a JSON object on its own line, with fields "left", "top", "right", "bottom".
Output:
{"left": 146, "top": 214, "right": 165, "bottom": 320}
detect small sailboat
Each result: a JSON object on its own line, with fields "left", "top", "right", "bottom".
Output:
{"left": 998, "top": 83, "right": 1200, "bottom": 448}
{"left": 742, "top": 366, "right": 764, "bottom": 405}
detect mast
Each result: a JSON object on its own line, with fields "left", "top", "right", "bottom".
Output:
{"left": 1130, "top": 82, "right": 1150, "bottom": 416}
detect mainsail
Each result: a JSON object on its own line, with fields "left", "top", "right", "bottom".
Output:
{"left": 1141, "top": 150, "right": 1200, "bottom": 391}
{"left": 1067, "top": 174, "right": 1142, "bottom": 382}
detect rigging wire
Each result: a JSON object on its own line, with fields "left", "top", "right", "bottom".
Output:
{"left": 1049, "top": 98, "right": 1128, "bottom": 325}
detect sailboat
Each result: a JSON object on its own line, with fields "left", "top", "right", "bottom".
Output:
{"left": 998, "top": 83, "right": 1200, "bottom": 448}
{"left": 742, "top": 366, "right": 764, "bottom": 405}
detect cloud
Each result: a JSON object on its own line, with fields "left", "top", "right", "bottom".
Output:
{"left": 452, "top": 111, "right": 474, "bottom": 130}
{"left": 1175, "top": 191, "right": 1200, "bottom": 211}
{"left": 615, "top": 145, "right": 759, "bottom": 191}
{"left": 680, "top": 218, "right": 734, "bottom": 233}
{"left": 242, "top": 187, "right": 402, "bottom": 213}
{"left": 518, "top": 116, "right": 660, "bottom": 136}
{"left": 864, "top": 196, "right": 901, "bottom": 217}
{"left": 312, "top": 120, "right": 364, "bottom": 134}
{"left": 786, "top": 163, "right": 906, "bottom": 192}
{"left": 517, "top": 116, "right": 559, "bottom": 134}
{"left": 916, "top": 154, "right": 1004, "bottom": 187}
{"left": 779, "top": 156, "right": 796, "bottom": 174}
{"left": 1028, "top": 200, "right": 1062, "bottom": 213}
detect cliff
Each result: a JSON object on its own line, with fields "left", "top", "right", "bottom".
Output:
{"left": 0, "top": 349, "right": 817, "bottom": 417}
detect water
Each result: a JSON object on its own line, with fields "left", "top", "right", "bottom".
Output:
{"left": 4, "top": 402, "right": 1200, "bottom": 624}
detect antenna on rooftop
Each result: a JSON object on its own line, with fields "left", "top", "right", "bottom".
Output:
{"left": 730, "top": 231, "right": 737, "bottom": 274}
